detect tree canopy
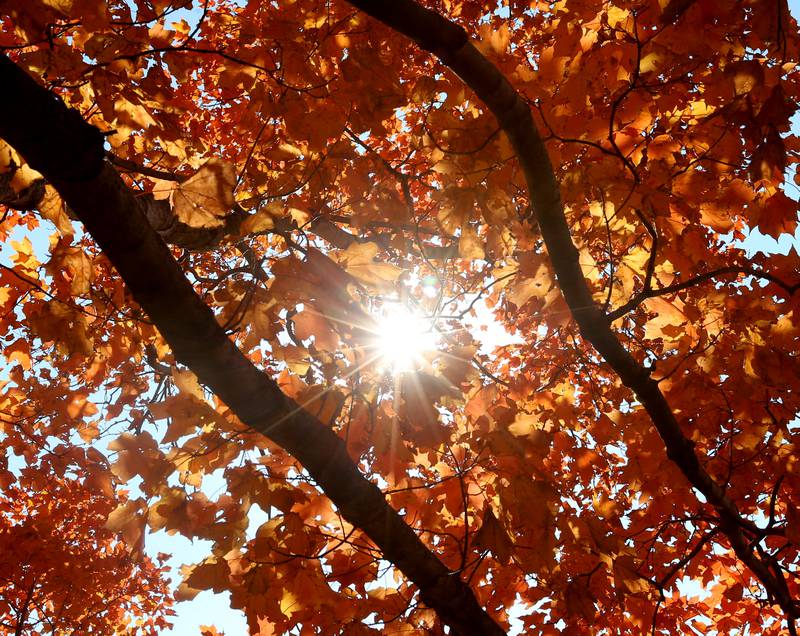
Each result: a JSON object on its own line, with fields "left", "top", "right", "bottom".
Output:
{"left": 1, "top": 0, "right": 799, "bottom": 634}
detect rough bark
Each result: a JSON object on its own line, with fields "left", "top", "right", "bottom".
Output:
{"left": 344, "top": 0, "right": 799, "bottom": 621}
{"left": 0, "top": 54, "right": 506, "bottom": 636}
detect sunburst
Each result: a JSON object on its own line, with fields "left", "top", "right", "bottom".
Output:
{"left": 373, "top": 305, "right": 437, "bottom": 372}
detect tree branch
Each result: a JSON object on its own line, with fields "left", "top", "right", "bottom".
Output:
{"left": 607, "top": 265, "right": 800, "bottom": 322}
{"left": 0, "top": 54, "right": 505, "bottom": 636}
{"left": 107, "top": 154, "right": 189, "bottom": 183}
{"left": 344, "top": 0, "right": 799, "bottom": 621}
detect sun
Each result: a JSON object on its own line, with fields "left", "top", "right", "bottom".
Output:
{"left": 373, "top": 305, "right": 437, "bottom": 372}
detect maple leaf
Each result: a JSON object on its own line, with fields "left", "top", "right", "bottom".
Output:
{"left": 292, "top": 307, "right": 340, "bottom": 351}
{"left": 171, "top": 159, "right": 237, "bottom": 228}
{"left": 613, "top": 554, "right": 652, "bottom": 600}
{"left": 177, "top": 557, "right": 232, "bottom": 601}
{"left": 755, "top": 190, "right": 798, "bottom": 239}
{"left": 108, "top": 432, "right": 174, "bottom": 492}
{"left": 0, "top": 468, "right": 172, "bottom": 634}
{"left": 786, "top": 506, "right": 800, "bottom": 545}
{"left": 47, "top": 239, "right": 94, "bottom": 295}
{"left": 335, "top": 242, "right": 403, "bottom": 291}
{"left": 564, "top": 579, "right": 596, "bottom": 624}
{"left": 105, "top": 497, "right": 148, "bottom": 556}
{"left": 473, "top": 507, "right": 514, "bottom": 564}
{"left": 38, "top": 184, "right": 73, "bottom": 235}
{"left": 26, "top": 300, "right": 94, "bottom": 356}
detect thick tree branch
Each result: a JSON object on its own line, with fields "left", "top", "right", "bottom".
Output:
{"left": 0, "top": 54, "right": 505, "bottom": 636}
{"left": 345, "top": 0, "right": 799, "bottom": 621}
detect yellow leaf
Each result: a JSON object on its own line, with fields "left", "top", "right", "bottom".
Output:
{"left": 11, "top": 237, "right": 37, "bottom": 274}
{"left": 105, "top": 498, "right": 147, "bottom": 555}
{"left": 4, "top": 339, "right": 30, "bottom": 370}
{"left": 149, "top": 394, "right": 225, "bottom": 444}
{"left": 639, "top": 52, "right": 661, "bottom": 74}
{"left": 592, "top": 492, "right": 617, "bottom": 519}
{"left": 733, "top": 425, "right": 767, "bottom": 452}
{"left": 613, "top": 554, "right": 650, "bottom": 597}
{"left": 292, "top": 308, "right": 340, "bottom": 351}
{"left": 279, "top": 588, "right": 301, "bottom": 618}
{"left": 432, "top": 159, "right": 457, "bottom": 175}
{"left": 10, "top": 162, "right": 41, "bottom": 192}
{"left": 700, "top": 201, "right": 734, "bottom": 233}
{"left": 607, "top": 6, "right": 630, "bottom": 27}
{"left": 27, "top": 301, "right": 94, "bottom": 356}
{"left": 265, "top": 142, "right": 304, "bottom": 161}
{"left": 272, "top": 345, "right": 310, "bottom": 376}
{"left": 579, "top": 246, "right": 600, "bottom": 282}
{"left": 172, "top": 367, "right": 204, "bottom": 400}
{"left": 507, "top": 412, "right": 541, "bottom": 437}
{"left": 108, "top": 431, "right": 173, "bottom": 487}
{"left": 62, "top": 248, "right": 93, "bottom": 295}
{"left": 148, "top": 487, "right": 188, "bottom": 532}
{"left": 688, "top": 99, "right": 714, "bottom": 118}
{"left": 77, "top": 420, "right": 100, "bottom": 442}
{"left": 114, "top": 97, "right": 157, "bottom": 131}
{"left": 296, "top": 384, "right": 345, "bottom": 425}
{"left": 478, "top": 23, "right": 511, "bottom": 56}
{"left": 337, "top": 242, "right": 402, "bottom": 291}
{"left": 244, "top": 295, "right": 278, "bottom": 341}
{"left": 507, "top": 265, "right": 551, "bottom": 308}
{"left": 172, "top": 158, "right": 236, "bottom": 228}
{"left": 288, "top": 206, "right": 310, "bottom": 226}
{"left": 304, "top": 13, "right": 326, "bottom": 28}
{"left": 239, "top": 208, "right": 275, "bottom": 235}
{"left": 42, "top": 0, "right": 73, "bottom": 12}
{"left": 459, "top": 225, "right": 484, "bottom": 259}
{"left": 643, "top": 296, "right": 690, "bottom": 345}
{"left": 438, "top": 344, "right": 477, "bottom": 386}
{"left": 730, "top": 60, "right": 764, "bottom": 96}
{"left": 150, "top": 176, "right": 176, "bottom": 200}
{"left": 0, "top": 139, "right": 15, "bottom": 173}
{"left": 38, "top": 185, "right": 73, "bottom": 235}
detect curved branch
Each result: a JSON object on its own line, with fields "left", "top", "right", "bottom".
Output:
{"left": 608, "top": 265, "right": 800, "bottom": 322}
{"left": 344, "top": 0, "right": 799, "bottom": 623}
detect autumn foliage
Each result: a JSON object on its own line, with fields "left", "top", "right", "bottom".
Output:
{"left": 0, "top": 0, "right": 799, "bottom": 634}
{"left": 0, "top": 454, "right": 172, "bottom": 635}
